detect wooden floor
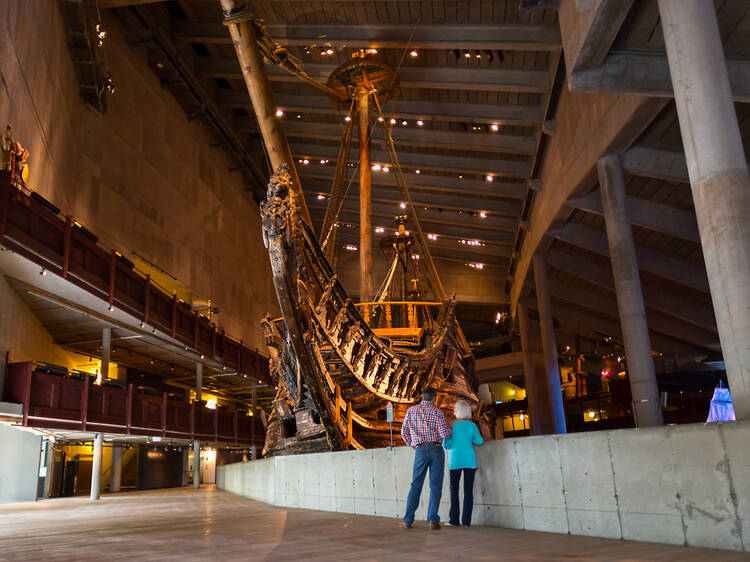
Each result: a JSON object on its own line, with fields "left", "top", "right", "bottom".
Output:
{"left": 0, "top": 486, "right": 746, "bottom": 561}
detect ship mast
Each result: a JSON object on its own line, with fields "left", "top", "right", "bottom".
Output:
{"left": 219, "top": 0, "right": 311, "bottom": 226}
{"left": 357, "top": 88, "right": 373, "bottom": 302}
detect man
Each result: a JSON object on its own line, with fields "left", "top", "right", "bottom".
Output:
{"left": 400, "top": 387, "right": 449, "bottom": 530}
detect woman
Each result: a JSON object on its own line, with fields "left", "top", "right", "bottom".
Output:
{"left": 442, "top": 400, "right": 484, "bottom": 527}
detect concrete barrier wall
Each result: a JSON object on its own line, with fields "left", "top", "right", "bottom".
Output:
{"left": 0, "top": 424, "right": 42, "bottom": 503}
{"left": 217, "top": 421, "right": 750, "bottom": 552}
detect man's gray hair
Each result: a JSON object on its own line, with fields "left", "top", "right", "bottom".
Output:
{"left": 421, "top": 387, "right": 437, "bottom": 402}
{"left": 454, "top": 400, "right": 472, "bottom": 420}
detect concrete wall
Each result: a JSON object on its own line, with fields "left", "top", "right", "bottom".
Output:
{"left": 0, "top": 274, "right": 78, "bottom": 399}
{"left": 0, "top": 423, "right": 42, "bottom": 503}
{"left": 0, "top": 1, "right": 277, "bottom": 350}
{"left": 218, "top": 421, "right": 750, "bottom": 552}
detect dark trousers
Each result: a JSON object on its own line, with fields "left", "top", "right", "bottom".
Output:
{"left": 449, "top": 468, "right": 476, "bottom": 526}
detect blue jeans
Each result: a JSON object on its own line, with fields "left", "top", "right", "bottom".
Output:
{"left": 449, "top": 468, "right": 476, "bottom": 526}
{"left": 403, "top": 444, "right": 445, "bottom": 524}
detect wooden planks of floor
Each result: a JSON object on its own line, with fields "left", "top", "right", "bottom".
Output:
{"left": 0, "top": 486, "right": 746, "bottom": 561}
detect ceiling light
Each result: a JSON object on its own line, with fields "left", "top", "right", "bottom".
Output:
{"left": 479, "top": 211, "right": 487, "bottom": 219}
{"left": 275, "top": 109, "right": 284, "bottom": 117}
{"left": 412, "top": 254, "right": 420, "bottom": 260}
{"left": 377, "top": 116, "right": 384, "bottom": 122}
{"left": 417, "top": 120, "right": 424, "bottom": 127}
{"left": 296, "top": 114, "right": 302, "bottom": 119}
{"left": 317, "top": 194, "right": 325, "bottom": 200}
{"left": 410, "top": 50, "right": 418, "bottom": 57}
{"left": 371, "top": 164, "right": 381, "bottom": 171}
{"left": 390, "top": 118, "right": 397, "bottom": 125}
{"left": 302, "top": 159, "right": 309, "bottom": 165}
{"left": 40, "top": 268, "right": 47, "bottom": 276}
{"left": 490, "top": 124, "right": 499, "bottom": 132}
{"left": 464, "top": 50, "right": 471, "bottom": 58}
{"left": 344, "top": 244, "right": 358, "bottom": 251}
{"left": 320, "top": 159, "right": 328, "bottom": 164}
{"left": 367, "top": 48, "right": 378, "bottom": 54}
{"left": 399, "top": 201, "right": 406, "bottom": 209}
{"left": 304, "top": 46, "right": 311, "bottom": 54}
{"left": 414, "top": 169, "right": 421, "bottom": 174}
{"left": 325, "top": 48, "right": 335, "bottom": 55}
{"left": 401, "top": 120, "right": 408, "bottom": 126}
{"left": 344, "top": 115, "right": 352, "bottom": 122}
{"left": 382, "top": 166, "right": 389, "bottom": 173}
{"left": 375, "top": 226, "right": 385, "bottom": 233}
{"left": 475, "top": 51, "right": 481, "bottom": 59}
{"left": 427, "top": 233, "right": 437, "bottom": 241}
{"left": 485, "top": 175, "right": 493, "bottom": 182}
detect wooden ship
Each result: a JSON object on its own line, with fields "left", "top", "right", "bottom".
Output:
{"left": 220, "top": 6, "right": 494, "bottom": 456}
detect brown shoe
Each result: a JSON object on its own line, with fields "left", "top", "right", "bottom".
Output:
{"left": 429, "top": 521, "right": 441, "bottom": 530}
{"left": 400, "top": 522, "right": 412, "bottom": 529}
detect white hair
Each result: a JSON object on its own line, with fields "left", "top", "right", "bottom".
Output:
{"left": 454, "top": 400, "right": 472, "bottom": 420}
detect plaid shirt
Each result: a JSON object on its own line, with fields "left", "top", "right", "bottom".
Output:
{"left": 401, "top": 400, "right": 449, "bottom": 447}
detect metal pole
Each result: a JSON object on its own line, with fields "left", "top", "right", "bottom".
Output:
{"left": 358, "top": 89, "right": 373, "bottom": 303}
{"left": 193, "top": 440, "right": 201, "bottom": 490}
{"left": 195, "top": 362, "right": 203, "bottom": 403}
{"left": 219, "top": 0, "right": 311, "bottom": 225}
{"left": 101, "top": 327, "right": 111, "bottom": 382}
{"left": 90, "top": 433, "right": 103, "bottom": 500}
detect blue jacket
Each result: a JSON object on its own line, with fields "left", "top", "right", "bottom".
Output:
{"left": 442, "top": 420, "right": 484, "bottom": 470}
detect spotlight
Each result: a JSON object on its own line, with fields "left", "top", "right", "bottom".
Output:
{"left": 275, "top": 109, "right": 283, "bottom": 117}
{"left": 416, "top": 120, "right": 424, "bottom": 127}
{"left": 366, "top": 48, "right": 378, "bottom": 54}
{"left": 302, "top": 159, "right": 309, "bottom": 165}
{"left": 296, "top": 114, "right": 302, "bottom": 119}
{"left": 375, "top": 227, "right": 385, "bottom": 233}
{"left": 490, "top": 124, "right": 499, "bottom": 132}
{"left": 344, "top": 115, "right": 352, "bottom": 122}
{"left": 399, "top": 201, "right": 406, "bottom": 209}
{"left": 325, "top": 48, "right": 334, "bottom": 55}
{"left": 371, "top": 164, "right": 381, "bottom": 171}
{"left": 409, "top": 50, "right": 418, "bottom": 57}
{"left": 382, "top": 166, "right": 389, "bottom": 173}
{"left": 377, "top": 116, "right": 384, "bottom": 122}
{"left": 414, "top": 169, "right": 421, "bottom": 174}
{"left": 389, "top": 118, "right": 397, "bottom": 125}
{"left": 401, "top": 120, "right": 408, "bottom": 126}
{"left": 304, "top": 46, "right": 311, "bottom": 54}
{"left": 485, "top": 175, "right": 494, "bottom": 182}
{"left": 320, "top": 159, "right": 328, "bottom": 164}
{"left": 464, "top": 50, "right": 471, "bottom": 58}
{"left": 40, "top": 268, "right": 47, "bottom": 276}
{"left": 479, "top": 211, "right": 487, "bottom": 219}
{"left": 108, "top": 304, "right": 114, "bottom": 311}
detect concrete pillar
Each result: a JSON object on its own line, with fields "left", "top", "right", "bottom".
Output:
{"left": 518, "top": 302, "right": 544, "bottom": 436}
{"left": 659, "top": 0, "right": 750, "bottom": 419}
{"left": 110, "top": 443, "right": 122, "bottom": 493}
{"left": 101, "top": 327, "right": 111, "bottom": 381}
{"left": 90, "top": 432, "right": 103, "bottom": 500}
{"left": 195, "top": 363, "right": 203, "bottom": 403}
{"left": 193, "top": 440, "right": 200, "bottom": 490}
{"left": 181, "top": 447, "right": 189, "bottom": 486}
{"left": 358, "top": 89, "right": 373, "bottom": 302}
{"left": 598, "top": 155, "right": 664, "bottom": 427}
{"left": 532, "top": 254, "right": 567, "bottom": 434}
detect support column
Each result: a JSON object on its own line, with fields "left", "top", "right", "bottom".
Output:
{"left": 251, "top": 384, "right": 257, "bottom": 460}
{"left": 518, "top": 302, "right": 544, "bottom": 436}
{"left": 195, "top": 363, "right": 203, "bottom": 403}
{"left": 532, "top": 254, "right": 567, "bottom": 434}
{"left": 358, "top": 89, "right": 373, "bottom": 303}
{"left": 110, "top": 443, "right": 122, "bottom": 493}
{"left": 90, "top": 432, "right": 103, "bottom": 500}
{"left": 659, "top": 0, "right": 750, "bottom": 419}
{"left": 598, "top": 154, "right": 663, "bottom": 427}
{"left": 181, "top": 446, "right": 189, "bottom": 486}
{"left": 193, "top": 440, "right": 201, "bottom": 490}
{"left": 101, "top": 327, "right": 111, "bottom": 382}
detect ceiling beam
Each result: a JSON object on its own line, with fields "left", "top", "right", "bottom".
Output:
{"left": 545, "top": 278, "right": 720, "bottom": 351}
{"left": 292, "top": 144, "right": 531, "bottom": 179}
{"left": 621, "top": 145, "right": 690, "bottom": 183}
{"left": 558, "top": 0, "right": 636, "bottom": 72}
{"left": 307, "top": 200, "right": 518, "bottom": 233}
{"left": 198, "top": 59, "right": 554, "bottom": 94}
{"left": 327, "top": 227, "right": 513, "bottom": 261}
{"left": 544, "top": 247, "right": 717, "bottom": 332}
{"left": 569, "top": 52, "right": 750, "bottom": 103}
{"left": 528, "top": 300, "right": 709, "bottom": 357}
{"left": 552, "top": 221, "right": 709, "bottom": 292}
{"left": 173, "top": 21, "right": 562, "bottom": 52}
{"left": 303, "top": 180, "right": 522, "bottom": 216}
{"left": 222, "top": 91, "right": 545, "bottom": 126}
{"left": 298, "top": 169, "right": 526, "bottom": 200}
{"left": 241, "top": 119, "right": 537, "bottom": 156}
{"left": 313, "top": 209, "right": 516, "bottom": 245}
{"left": 567, "top": 188, "right": 700, "bottom": 242}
